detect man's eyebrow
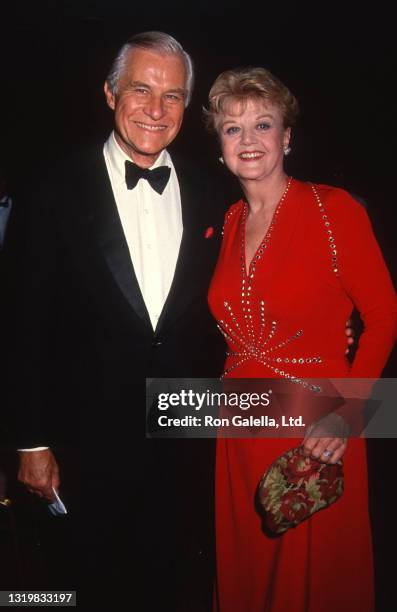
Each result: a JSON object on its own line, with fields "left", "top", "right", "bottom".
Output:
{"left": 129, "top": 80, "right": 151, "bottom": 88}
{"left": 165, "top": 88, "right": 186, "bottom": 96}
{"left": 127, "top": 82, "right": 185, "bottom": 96}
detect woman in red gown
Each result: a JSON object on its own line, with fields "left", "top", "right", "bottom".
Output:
{"left": 205, "top": 67, "right": 397, "bottom": 611}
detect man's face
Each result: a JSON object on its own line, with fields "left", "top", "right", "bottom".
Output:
{"left": 104, "top": 48, "right": 187, "bottom": 168}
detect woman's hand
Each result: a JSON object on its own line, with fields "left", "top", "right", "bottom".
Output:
{"left": 301, "top": 412, "right": 349, "bottom": 464}
{"left": 301, "top": 435, "right": 347, "bottom": 464}
{"left": 345, "top": 317, "right": 355, "bottom": 354}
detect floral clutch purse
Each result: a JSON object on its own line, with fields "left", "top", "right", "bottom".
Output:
{"left": 257, "top": 447, "right": 344, "bottom": 535}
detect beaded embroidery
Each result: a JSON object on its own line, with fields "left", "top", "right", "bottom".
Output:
{"left": 239, "top": 177, "right": 293, "bottom": 341}
{"left": 310, "top": 183, "right": 340, "bottom": 275}
{"left": 222, "top": 203, "right": 240, "bottom": 236}
{"left": 218, "top": 300, "right": 322, "bottom": 392}
{"left": 217, "top": 177, "right": 325, "bottom": 392}
{"left": 241, "top": 176, "right": 292, "bottom": 278}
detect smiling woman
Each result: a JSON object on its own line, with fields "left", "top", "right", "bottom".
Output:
{"left": 205, "top": 66, "right": 397, "bottom": 612}
{"left": 218, "top": 99, "right": 289, "bottom": 184}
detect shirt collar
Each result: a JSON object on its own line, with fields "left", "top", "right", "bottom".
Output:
{"left": 104, "top": 131, "right": 171, "bottom": 187}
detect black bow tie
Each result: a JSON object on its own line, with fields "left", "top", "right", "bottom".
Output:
{"left": 125, "top": 160, "right": 171, "bottom": 195}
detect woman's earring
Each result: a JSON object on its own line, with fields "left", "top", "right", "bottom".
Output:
{"left": 218, "top": 156, "right": 224, "bottom": 164}
{"left": 284, "top": 146, "right": 291, "bottom": 156}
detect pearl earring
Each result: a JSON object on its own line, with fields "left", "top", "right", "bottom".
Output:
{"left": 284, "top": 146, "right": 291, "bottom": 156}
{"left": 218, "top": 156, "right": 224, "bottom": 164}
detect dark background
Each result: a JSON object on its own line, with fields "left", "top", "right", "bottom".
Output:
{"left": 1, "top": 1, "right": 396, "bottom": 608}
{"left": 1, "top": 1, "right": 396, "bottom": 282}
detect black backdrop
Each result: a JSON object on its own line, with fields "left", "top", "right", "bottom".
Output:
{"left": 1, "top": 2, "right": 396, "bottom": 276}
{"left": 1, "top": 2, "right": 396, "bottom": 608}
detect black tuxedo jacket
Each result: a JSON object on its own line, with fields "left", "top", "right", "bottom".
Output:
{"left": 13, "top": 147, "right": 227, "bottom": 452}
{"left": 2, "top": 196, "right": 26, "bottom": 448}
{"left": 7, "top": 146, "right": 229, "bottom": 604}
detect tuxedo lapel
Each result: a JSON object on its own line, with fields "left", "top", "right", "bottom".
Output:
{"left": 79, "top": 151, "right": 152, "bottom": 331}
{"left": 71, "top": 150, "right": 218, "bottom": 337}
{"left": 155, "top": 158, "right": 216, "bottom": 335}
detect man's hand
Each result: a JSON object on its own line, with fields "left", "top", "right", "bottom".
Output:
{"left": 18, "top": 449, "right": 60, "bottom": 501}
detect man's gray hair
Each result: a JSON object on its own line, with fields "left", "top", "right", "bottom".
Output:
{"left": 106, "top": 31, "right": 194, "bottom": 107}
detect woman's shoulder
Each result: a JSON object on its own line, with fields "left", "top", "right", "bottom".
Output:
{"left": 223, "top": 199, "right": 244, "bottom": 223}
{"left": 221, "top": 199, "right": 245, "bottom": 237}
{"left": 294, "top": 179, "right": 368, "bottom": 224}
{"left": 310, "top": 182, "right": 367, "bottom": 219}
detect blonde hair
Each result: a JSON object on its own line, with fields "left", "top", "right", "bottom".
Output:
{"left": 204, "top": 67, "right": 299, "bottom": 132}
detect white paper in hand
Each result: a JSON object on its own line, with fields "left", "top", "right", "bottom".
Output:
{"left": 48, "top": 487, "right": 68, "bottom": 516}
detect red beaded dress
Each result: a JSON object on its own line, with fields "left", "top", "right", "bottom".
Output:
{"left": 208, "top": 178, "right": 396, "bottom": 612}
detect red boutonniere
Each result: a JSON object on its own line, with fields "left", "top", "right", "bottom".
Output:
{"left": 204, "top": 226, "right": 214, "bottom": 239}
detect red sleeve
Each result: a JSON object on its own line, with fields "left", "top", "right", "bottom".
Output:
{"left": 323, "top": 187, "right": 397, "bottom": 377}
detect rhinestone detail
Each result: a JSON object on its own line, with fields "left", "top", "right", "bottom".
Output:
{"left": 218, "top": 177, "right": 323, "bottom": 393}
{"left": 310, "top": 184, "right": 339, "bottom": 275}
{"left": 241, "top": 177, "right": 293, "bottom": 279}
{"left": 219, "top": 301, "right": 322, "bottom": 392}
{"left": 222, "top": 204, "right": 240, "bottom": 236}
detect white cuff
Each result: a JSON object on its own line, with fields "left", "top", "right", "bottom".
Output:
{"left": 18, "top": 447, "right": 50, "bottom": 452}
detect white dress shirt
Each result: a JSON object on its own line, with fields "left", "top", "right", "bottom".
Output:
{"left": 103, "top": 131, "right": 183, "bottom": 329}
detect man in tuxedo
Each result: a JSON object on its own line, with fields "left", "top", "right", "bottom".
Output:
{"left": 14, "top": 31, "right": 226, "bottom": 609}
